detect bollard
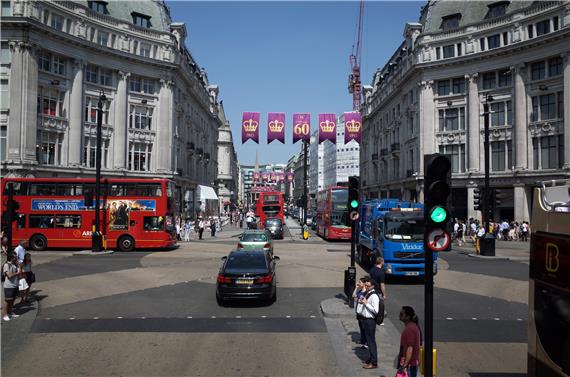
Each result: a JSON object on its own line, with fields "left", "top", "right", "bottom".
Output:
{"left": 420, "top": 347, "right": 437, "bottom": 375}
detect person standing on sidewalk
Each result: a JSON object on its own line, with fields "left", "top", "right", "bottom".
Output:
{"left": 352, "top": 277, "right": 367, "bottom": 348}
{"left": 369, "top": 257, "right": 386, "bottom": 300}
{"left": 2, "top": 252, "right": 20, "bottom": 321}
{"left": 356, "top": 277, "right": 380, "bottom": 369}
{"left": 398, "top": 306, "right": 422, "bottom": 377}
{"left": 198, "top": 218, "right": 205, "bottom": 240}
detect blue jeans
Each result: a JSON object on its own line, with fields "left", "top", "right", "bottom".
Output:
{"left": 408, "top": 365, "right": 418, "bottom": 377}
{"left": 362, "top": 318, "right": 377, "bottom": 365}
{"left": 357, "top": 316, "right": 366, "bottom": 344}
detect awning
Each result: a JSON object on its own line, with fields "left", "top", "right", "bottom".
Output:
{"left": 198, "top": 185, "right": 218, "bottom": 200}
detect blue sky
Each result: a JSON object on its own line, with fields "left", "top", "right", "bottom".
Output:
{"left": 168, "top": 1, "right": 424, "bottom": 166}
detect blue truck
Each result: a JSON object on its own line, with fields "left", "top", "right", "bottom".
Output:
{"left": 357, "top": 199, "right": 436, "bottom": 277}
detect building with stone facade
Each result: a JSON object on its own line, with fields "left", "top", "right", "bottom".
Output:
{"left": 308, "top": 130, "right": 324, "bottom": 207}
{"left": 322, "top": 113, "right": 360, "bottom": 190}
{"left": 361, "top": 0, "right": 570, "bottom": 222}
{"left": 239, "top": 163, "right": 286, "bottom": 207}
{"left": 1, "top": 0, "right": 236, "bottom": 218}
{"left": 216, "top": 106, "right": 239, "bottom": 213}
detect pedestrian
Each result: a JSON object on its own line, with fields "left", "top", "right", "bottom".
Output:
{"left": 198, "top": 217, "right": 205, "bottom": 240}
{"left": 19, "top": 253, "right": 34, "bottom": 304}
{"left": 1, "top": 230, "right": 7, "bottom": 254}
{"left": 2, "top": 252, "right": 20, "bottom": 321}
{"left": 397, "top": 306, "right": 422, "bottom": 377}
{"left": 239, "top": 212, "right": 244, "bottom": 229}
{"left": 456, "top": 221, "right": 464, "bottom": 247}
{"left": 14, "top": 240, "right": 26, "bottom": 264}
{"left": 210, "top": 217, "right": 216, "bottom": 237}
{"left": 175, "top": 221, "right": 182, "bottom": 241}
{"left": 521, "top": 221, "right": 529, "bottom": 242}
{"left": 369, "top": 256, "right": 386, "bottom": 300}
{"left": 352, "top": 277, "right": 367, "bottom": 348}
{"left": 356, "top": 276, "right": 380, "bottom": 369}
{"left": 184, "top": 220, "right": 192, "bottom": 242}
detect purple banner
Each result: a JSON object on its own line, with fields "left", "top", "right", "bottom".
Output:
{"left": 242, "top": 112, "right": 260, "bottom": 144}
{"left": 267, "top": 112, "right": 285, "bottom": 144}
{"left": 286, "top": 172, "right": 294, "bottom": 182}
{"left": 344, "top": 112, "right": 362, "bottom": 144}
{"left": 278, "top": 172, "right": 285, "bottom": 182}
{"left": 292, "top": 113, "right": 311, "bottom": 144}
{"left": 253, "top": 172, "right": 260, "bottom": 182}
{"left": 261, "top": 172, "right": 269, "bottom": 181}
{"left": 318, "top": 113, "right": 337, "bottom": 144}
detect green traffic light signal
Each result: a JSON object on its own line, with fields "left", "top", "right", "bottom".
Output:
{"left": 429, "top": 206, "right": 447, "bottom": 223}
{"left": 350, "top": 199, "right": 359, "bottom": 209}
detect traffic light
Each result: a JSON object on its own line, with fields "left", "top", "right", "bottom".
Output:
{"left": 493, "top": 189, "right": 501, "bottom": 207}
{"left": 347, "top": 176, "right": 360, "bottom": 224}
{"left": 10, "top": 200, "right": 20, "bottom": 220}
{"left": 473, "top": 188, "right": 482, "bottom": 211}
{"left": 84, "top": 189, "right": 94, "bottom": 207}
{"left": 424, "top": 154, "right": 452, "bottom": 252}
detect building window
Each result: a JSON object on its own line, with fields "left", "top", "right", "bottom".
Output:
{"left": 439, "top": 108, "right": 465, "bottom": 131}
{"left": 452, "top": 78, "right": 465, "bottom": 94}
{"left": 129, "top": 105, "right": 153, "bottom": 130}
{"left": 0, "top": 41, "right": 10, "bottom": 66}
{"left": 437, "top": 80, "right": 450, "bottom": 96}
{"left": 132, "top": 13, "right": 151, "bottom": 28}
{"left": 97, "top": 31, "right": 109, "bottom": 46}
{"left": 0, "top": 79, "right": 9, "bottom": 108}
{"left": 37, "top": 88, "right": 65, "bottom": 117}
{"left": 553, "top": 16, "right": 559, "bottom": 31}
{"left": 36, "top": 131, "right": 62, "bottom": 165}
{"left": 84, "top": 97, "right": 109, "bottom": 124}
{"left": 50, "top": 14, "right": 64, "bottom": 31}
{"left": 498, "top": 69, "right": 512, "bottom": 87}
{"left": 531, "top": 61, "right": 546, "bottom": 80}
{"left": 85, "top": 65, "right": 112, "bottom": 86}
{"left": 534, "top": 135, "right": 563, "bottom": 169}
{"left": 491, "top": 141, "right": 506, "bottom": 171}
{"left": 139, "top": 43, "right": 151, "bottom": 58}
{"left": 129, "top": 142, "right": 152, "bottom": 171}
{"left": 480, "top": 38, "right": 486, "bottom": 51}
{"left": 548, "top": 57, "right": 562, "bottom": 77}
{"left": 502, "top": 32, "right": 509, "bottom": 46}
{"left": 88, "top": 1, "right": 108, "bottom": 14}
{"left": 528, "top": 25, "right": 534, "bottom": 39}
{"left": 38, "top": 51, "right": 66, "bottom": 75}
{"left": 491, "top": 101, "right": 512, "bottom": 126}
{"left": 443, "top": 45, "right": 455, "bottom": 59}
{"left": 86, "top": 64, "right": 98, "bottom": 83}
{"left": 129, "top": 76, "right": 154, "bottom": 94}
{"left": 558, "top": 92, "right": 564, "bottom": 119}
{"left": 482, "top": 72, "right": 496, "bottom": 89}
{"left": 536, "top": 19, "right": 550, "bottom": 36}
{"left": 441, "top": 14, "right": 461, "bottom": 31}
{"left": 1, "top": 1, "right": 11, "bottom": 16}
{"left": 456, "top": 43, "right": 462, "bottom": 56}
{"left": 0, "top": 125, "right": 6, "bottom": 160}
{"left": 486, "top": 1, "right": 508, "bottom": 19}
{"left": 435, "top": 47, "right": 440, "bottom": 60}
{"left": 531, "top": 94, "right": 559, "bottom": 121}
{"left": 439, "top": 144, "right": 465, "bottom": 173}
{"left": 488, "top": 34, "right": 501, "bottom": 49}
{"left": 82, "top": 137, "right": 108, "bottom": 168}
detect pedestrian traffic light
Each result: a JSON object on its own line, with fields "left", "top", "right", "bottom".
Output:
{"left": 10, "top": 200, "right": 20, "bottom": 220}
{"left": 424, "top": 154, "right": 452, "bottom": 252}
{"left": 84, "top": 189, "right": 94, "bottom": 208}
{"left": 493, "top": 189, "right": 501, "bottom": 207}
{"left": 473, "top": 188, "right": 482, "bottom": 211}
{"left": 347, "top": 176, "right": 360, "bottom": 224}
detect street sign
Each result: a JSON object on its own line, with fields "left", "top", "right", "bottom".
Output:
{"left": 426, "top": 229, "right": 451, "bottom": 251}
{"left": 350, "top": 212, "right": 359, "bottom": 221}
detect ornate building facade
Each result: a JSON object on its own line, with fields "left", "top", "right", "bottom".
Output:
{"left": 361, "top": 0, "right": 570, "bottom": 221}
{"left": 1, "top": 0, "right": 233, "bottom": 218}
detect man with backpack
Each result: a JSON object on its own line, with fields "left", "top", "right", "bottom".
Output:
{"left": 356, "top": 276, "right": 381, "bottom": 369}
{"left": 2, "top": 252, "right": 20, "bottom": 321}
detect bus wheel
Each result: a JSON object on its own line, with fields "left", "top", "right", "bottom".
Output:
{"left": 30, "top": 234, "right": 47, "bottom": 251}
{"left": 118, "top": 235, "right": 135, "bottom": 252}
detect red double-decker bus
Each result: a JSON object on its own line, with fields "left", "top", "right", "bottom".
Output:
{"left": 0, "top": 177, "right": 177, "bottom": 251}
{"left": 255, "top": 191, "right": 284, "bottom": 225}
{"left": 316, "top": 187, "right": 351, "bottom": 240}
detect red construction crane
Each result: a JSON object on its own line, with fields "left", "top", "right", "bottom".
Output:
{"left": 348, "top": 0, "right": 364, "bottom": 111}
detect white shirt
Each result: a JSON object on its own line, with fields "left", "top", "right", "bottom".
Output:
{"left": 15, "top": 244, "right": 26, "bottom": 263}
{"left": 356, "top": 289, "right": 380, "bottom": 319}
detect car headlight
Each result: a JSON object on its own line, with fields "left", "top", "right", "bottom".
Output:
{"left": 385, "top": 264, "right": 393, "bottom": 274}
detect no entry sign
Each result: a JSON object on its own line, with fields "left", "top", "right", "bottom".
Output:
{"left": 426, "top": 229, "right": 451, "bottom": 251}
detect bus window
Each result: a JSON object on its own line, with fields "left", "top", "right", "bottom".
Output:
{"left": 55, "top": 183, "right": 74, "bottom": 196}
{"left": 16, "top": 214, "right": 25, "bottom": 229}
{"left": 30, "top": 183, "right": 57, "bottom": 195}
{"left": 29, "top": 215, "right": 54, "bottom": 228}
{"left": 55, "top": 215, "right": 81, "bottom": 228}
{"left": 109, "top": 184, "right": 124, "bottom": 197}
{"left": 126, "top": 184, "right": 162, "bottom": 197}
{"left": 144, "top": 216, "right": 164, "bottom": 231}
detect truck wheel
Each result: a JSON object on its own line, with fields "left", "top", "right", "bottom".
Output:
{"left": 30, "top": 234, "right": 47, "bottom": 251}
{"left": 117, "top": 235, "right": 135, "bottom": 252}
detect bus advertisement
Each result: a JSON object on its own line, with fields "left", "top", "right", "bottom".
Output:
{"left": 0, "top": 177, "right": 177, "bottom": 252}
{"left": 255, "top": 191, "right": 284, "bottom": 226}
{"left": 528, "top": 180, "right": 570, "bottom": 377}
{"left": 316, "top": 187, "right": 351, "bottom": 241}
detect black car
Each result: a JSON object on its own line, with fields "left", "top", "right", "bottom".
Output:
{"left": 264, "top": 218, "right": 284, "bottom": 239}
{"left": 216, "top": 250, "right": 280, "bottom": 305}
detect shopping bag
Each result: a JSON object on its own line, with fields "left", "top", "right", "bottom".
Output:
{"left": 395, "top": 370, "right": 408, "bottom": 377}
{"left": 18, "top": 277, "right": 29, "bottom": 291}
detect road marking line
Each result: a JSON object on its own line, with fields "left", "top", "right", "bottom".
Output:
{"left": 516, "top": 318, "right": 523, "bottom": 321}
{"left": 310, "top": 315, "right": 316, "bottom": 318}
{"left": 472, "top": 317, "right": 477, "bottom": 320}
{"left": 141, "top": 317, "right": 146, "bottom": 319}
{"left": 211, "top": 316, "right": 216, "bottom": 319}
{"left": 494, "top": 318, "right": 500, "bottom": 321}
{"left": 187, "top": 316, "right": 193, "bottom": 319}
{"left": 117, "top": 316, "right": 123, "bottom": 319}
{"left": 286, "top": 315, "right": 291, "bottom": 318}
{"left": 446, "top": 317, "right": 453, "bottom": 320}
{"left": 93, "top": 317, "right": 99, "bottom": 320}
{"left": 235, "top": 316, "right": 241, "bottom": 319}
{"left": 69, "top": 317, "right": 75, "bottom": 320}
{"left": 46, "top": 318, "right": 51, "bottom": 320}
{"left": 261, "top": 315, "right": 267, "bottom": 318}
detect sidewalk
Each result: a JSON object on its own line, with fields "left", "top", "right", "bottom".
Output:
{"left": 452, "top": 239, "right": 530, "bottom": 262}
{"left": 321, "top": 296, "right": 400, "bottom": 377}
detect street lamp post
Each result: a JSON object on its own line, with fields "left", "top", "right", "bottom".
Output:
{"left": 92, "top": 91, "right": 107, "bottom": 252}
{"left": 481, "top": 94, "right": 496, "bottom": 256}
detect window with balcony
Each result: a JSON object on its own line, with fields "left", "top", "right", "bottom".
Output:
{"left": 132, "top": 13, "right": 151, "bottom": 28}
{"left": 439, "top": 108, "right": 465, "bottom": 131}
{"left": 36, "top": 131, "right": 62, "bottom": 165}
{"left": 533, "top": 135, "right": 563, "bottom": 169}
{"left": 129, "top": 142, "right": 152, "bottom": 171}
{"left": 88, "top": 1, "right": 108, "bottom": 14}
{"left": 456, "top": 43, "right": 462, "bottom": 56}
{"left": 37, "top": 88, "right": 65, "bottom": 117}
{"left": 480, "top": 38, "right": 486, "bottom": 51}
{"left": 83, "top": 136, "right": 109, "bottom": 168}
{"left": 439, "top": 144, "right": 465, "bottom": 173}
{"left": 440, "top": 13, "right": 461, "bottom": 31}
{"left": 129, "top": 105, "right": 153, "bottom": 130}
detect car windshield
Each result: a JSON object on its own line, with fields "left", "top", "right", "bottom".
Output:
{"left": 242, "top": 233, "right": 268, "bottom": 242}
{"left": 225, "top": 253, "right": 267, "bottom": 269}
{"left": 265, "top": 219, "right": 282, "bottom": 227}
{"left": 384, "top": 218, "right": 424, "bottom": 241}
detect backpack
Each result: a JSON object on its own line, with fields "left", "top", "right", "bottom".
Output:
{"left": 365, "top": 290, "right": 385, "bottom": 325}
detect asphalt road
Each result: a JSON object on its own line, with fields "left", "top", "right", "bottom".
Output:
{"left": 1, "top": 225, "right": 529, "bottom": 377}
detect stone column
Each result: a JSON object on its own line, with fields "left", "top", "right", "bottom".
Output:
{"left": 68, "top": 59, "right": 84, "bottom": 166}
{"left": 418, "top": 80, "right": 435, "bottom": 175}
{"left": 156, "top": 79, "right": 173, "bottom": 173}
{"left": 113, "top": 71, "right": 129, "bottom": 169}
{"left": 466, "top": 73, "right": 480, "bottom": 172}
{"left": 513, "top": 183, "right": 530, "bottom": 222}
{"left": 563, "top": 52, "right": 570, "bottom": 169}
{"left": 513, "top": 64, "right": 528, "bottom": 170}
{"left": 7, "top": 42, "right": 37, "bottom": 163}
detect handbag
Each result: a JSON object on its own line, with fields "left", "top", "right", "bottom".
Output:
{"left": 18, "top": 277, "right": 29, "bottom": 291}
{"left": 29, "top": 271, "right": 36, "bottom": 284}
{"left": 395, "top": 369, "right": 408, "bottom": 377}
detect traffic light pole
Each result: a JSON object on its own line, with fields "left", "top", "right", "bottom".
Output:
{"left": 92, "top": 92, "right": 106, "bottom": 252}
{"left": 424, "top": 233, "right": 434, "bottom": 377}
{"left": 481, "top": 95, "right": 496, "bottom": 256}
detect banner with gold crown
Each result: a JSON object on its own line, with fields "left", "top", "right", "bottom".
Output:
{"left": 253, "top": 172, "right": 260, "bottom": 182}
{"left": 267, "top": 112, "right": 285, "bottom": 144}
{"left": 318, "top": 113, "right": 337, "bottom": 144}
{"left": 292, "top": 113, "right": 311, "bottom": 144}
{"left": 344, "top": 112, "right": 362, "bottom": 144}
{"left": 286, "top": 172, "right": 294, "bottom": 182}
{"left": 241, "top": 112, "right": 260, "bottom": 144}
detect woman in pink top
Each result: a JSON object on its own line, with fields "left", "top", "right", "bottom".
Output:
{"left": 398, "top": 306, "right": 421, "bottom": 377}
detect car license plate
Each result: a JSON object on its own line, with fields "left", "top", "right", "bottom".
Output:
{"left": 236, "top": 279, "right": 253, "bottom": 285}
{"left": 405, "top": 272, "right": 420, "bottom": 276}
